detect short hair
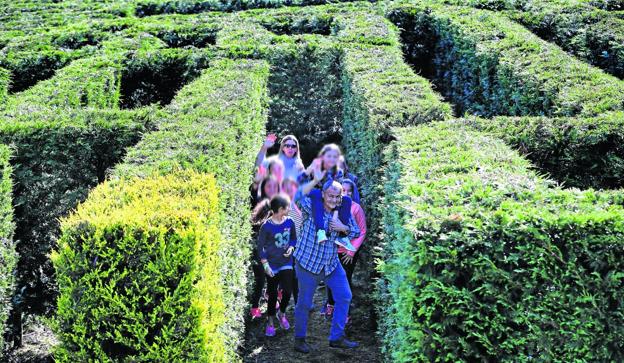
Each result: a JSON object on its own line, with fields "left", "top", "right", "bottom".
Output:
{"left": 322, "top": 180, "right": 342, "bottom": 192}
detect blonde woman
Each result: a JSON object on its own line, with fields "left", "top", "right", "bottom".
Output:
{"left": 255, "top": 134, "right": 305, "bottom": 181}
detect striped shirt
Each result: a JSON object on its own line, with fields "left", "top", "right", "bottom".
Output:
{"left": 289, "top": 202, "right": 303, "bottom": 238}
{"left": 294, "top": 191, "right": 360, "bottom": 276}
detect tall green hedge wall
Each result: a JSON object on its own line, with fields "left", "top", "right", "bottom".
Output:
{"left": 54, "top": 172, "right": 227, "bottom": 361}
{"left": 3, "top": 55, "right": 123, "bottom": 112}
{"left": 504, "top": 2, "right": 624, "bottom": 79}
{"left": 387, "top": 3, "right": 624, "bottom": 117}
{"left": 53, "top": 58, "right": 269, "bottom": 361}
{"left": 0, "top": 145, "right": 15, "bottom": 354}
{"left": 378, "top": 121, "right": 624, "bottom": 362}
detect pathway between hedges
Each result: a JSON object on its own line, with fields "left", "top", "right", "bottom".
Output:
{"left": 241, "top": 271, "right": 382, "bottom": 362}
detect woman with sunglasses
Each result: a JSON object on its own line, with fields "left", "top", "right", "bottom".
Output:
{"left": 255, "top": 134, "right": 305, "bottom": 182}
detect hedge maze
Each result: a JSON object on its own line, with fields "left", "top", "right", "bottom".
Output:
{"left": 0, "top": 0, "right": 623, "bottom": 361}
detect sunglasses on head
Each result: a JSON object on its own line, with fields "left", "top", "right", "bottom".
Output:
{"left": 283, "top": 144, "right": 297, "bottom": 149}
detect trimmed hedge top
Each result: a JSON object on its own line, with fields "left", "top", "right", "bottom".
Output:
{"left": 388, "top": 3, "right": 624, "bottom": 117}
{"left": 3, "top": 55, "right": 123, "bottom": 112}
{"left": 464, "top": 112, "right": 624, "bottom": 190}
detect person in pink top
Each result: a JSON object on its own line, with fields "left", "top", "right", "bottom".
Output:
{"left": 323, "top": 178, "right": 367, "bottom": 321}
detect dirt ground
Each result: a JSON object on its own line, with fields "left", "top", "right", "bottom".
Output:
{"left": 241, "top": 276, "right": 382, "bottom": 363}
{"left": 4, "top": 316, "right": 56, "bottom": 363}
{"left": 4, "top": 276, "right": 381, "bottom": 363}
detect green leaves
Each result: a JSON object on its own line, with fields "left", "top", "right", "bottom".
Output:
{"left": 379, "top": 121, "right": 624, "bottom": 362}
{"left": 0, "top": 145, "right": 15, "bottom": 354}
{"left": 54, "top": 59, "right": 270, "bottom": 361}
{"left": 387, "top": 3, "right": 624, "bottom": 118}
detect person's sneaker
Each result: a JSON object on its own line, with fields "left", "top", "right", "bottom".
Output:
{"left": 278, "top": 312, "right": 290, "bottom": 330}
{"left": 335, "top": 237, "right": 356, "bottom": 252}
{"left": 325, "top": 304, "right": 334, "bottom": 319}
{"left": 265, "top": 324, "right": 276, "bottom": 337}
{"left": 316, "top": 229, "right": 328, "bottom": 243}
{"left": 250, "top": 308, "right": 262, "bottom": 319}
{"left": 294, "top": 337, "right": 311, "bottom": 353}
{"left": 329, "top": 337, "right": 359, "bottom": 349}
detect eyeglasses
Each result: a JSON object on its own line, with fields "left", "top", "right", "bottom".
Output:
{"left": 283, "top": 144, "right": 297, "bottom": 149}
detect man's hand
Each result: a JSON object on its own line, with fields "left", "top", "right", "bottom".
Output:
{"left": 340, "top": 252, "right": 354, "bottom": 264}
{"left": 329, "top": 217, "right": 349, "bottom": 233}
{"left": 283, "top": 246, "right": 295, "bottom": 257}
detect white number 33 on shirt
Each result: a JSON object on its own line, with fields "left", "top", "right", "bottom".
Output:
{"left": 274, "top": 229, "right": 290, "bottom": 249}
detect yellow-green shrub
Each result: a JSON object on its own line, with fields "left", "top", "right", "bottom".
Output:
{"left": 53, "top": 171, "right": 227, "bottom": 362}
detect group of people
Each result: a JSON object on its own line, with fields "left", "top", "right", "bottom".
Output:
{"left": 249, "top": 133, "right": 367, "bottom": 353}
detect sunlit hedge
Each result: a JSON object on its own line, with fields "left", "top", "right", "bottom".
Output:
{"left": 387, "top": 3, "right": 624, "bottom": 117}
{"left": 465, "top": 112, "right": 624, "bottom": 189}
{"left": 54, "top": 58, "right": 269, "bottom": 361}
{"left": 378, "top": 121, "right": 624, "bottom": 361}
{"left": 3, "top": 55, "right": 123, "bottom": 112}
{"left": 0, "top": 68, "right": 8, "bottom": 105}
{"left": 54, "top": 172, "right": 226, "bottom": 361}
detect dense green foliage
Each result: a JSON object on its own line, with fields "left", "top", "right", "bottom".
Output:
{"left": 505, "top": 3, "right": 624, "bottom": 79}
{"left": 341, "top": 41, "right": 451, "bottom": 281}
{"left": 379, "top": 121, "right": 624, "bottom": 362}
{"left": 465, "top": 113, "right": 624, "bottom": 190}
{"left": 266, "top": 42, "right": 343, "bottom": 164}
{"left": 119, "top": 49, "right": 211, "bottom": 109}
{"left": 387, "top": 3, "right": 624, "bottom": 117}
{"left": 438, "top": 0, "right": 624, "bottom": 78}
{"left": 0, "top": 68, "right": 9, "bottom": 105}
{"left": 0, "top": 109, "right": 154, "bottom": 318}
{"left": 0, "top": 51, "right": 79, "bottom": 93}
{"left": 3, "top": 56, "right": 123, "bottom": 112}
{"left": 134, "top": 0, "right": 366, "bottom": 15}
{"left": 2, "top": 0, "right": 624, "bottom": 361}
{"left": 54, "top": 172, "right": 227, "bottom": 361}
{"left": 0, "top": 145, "right": 15, "bottom": 354}
{"left": 54, "top": 58, "right": 269, "bottom": 361}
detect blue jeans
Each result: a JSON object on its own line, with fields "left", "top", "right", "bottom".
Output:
{"left": 294, "top": 262, "right": 352, "bottom": 341}
{"left": 310, "top": 189, "right": 352, "bottom": 231}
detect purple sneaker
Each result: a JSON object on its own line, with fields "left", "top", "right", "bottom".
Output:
{"left": 278, "top": 312, "right": 290, "bottom": 330}
{"left": 265, "top": 324, "right": 276, "bottom": 337}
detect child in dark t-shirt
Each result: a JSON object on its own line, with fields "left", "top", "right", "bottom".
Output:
{"left": 257, "top": 193, "right": 297, "bottom": 337}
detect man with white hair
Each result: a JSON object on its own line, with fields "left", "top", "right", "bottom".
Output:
{"left": 292, "top": 165, "right": 360, "bottom": 354}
